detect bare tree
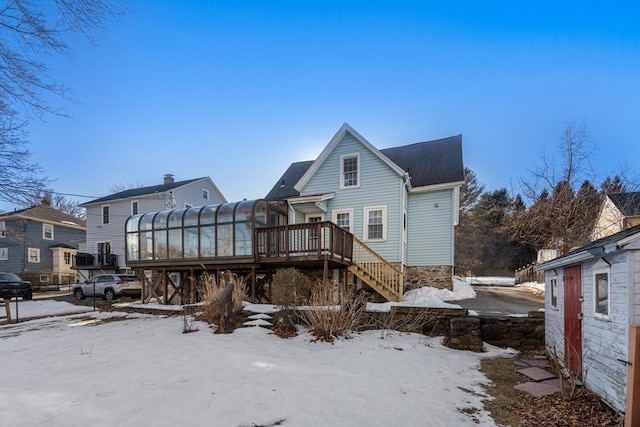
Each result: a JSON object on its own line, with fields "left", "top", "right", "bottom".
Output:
{"left": 0, "top": 0, "right": 120, "bottom": 206}
{"left": 504, "top": 122, "right": 629, "bottom": 254}
{"left": 0, "top": 103, "right": 50, "bottom": 206}
{"left": 22, "top": 190, "right": 86, "bottom": 219}
{"left": 108, "top": 182, "right": 147, "bottom": 193}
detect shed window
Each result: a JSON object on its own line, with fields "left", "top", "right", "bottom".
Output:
{"left": 1, "top": 221, "right": 5, "bottom": 238}
{"left": 594, "top": 269, "right": 610, "bottom": 318}
{"left": 550, "top": 277, "right": 558, "bottom": 308}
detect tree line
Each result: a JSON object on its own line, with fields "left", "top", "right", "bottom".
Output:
{"left": 455, "top": 123, "right": 635, "bottom": 276}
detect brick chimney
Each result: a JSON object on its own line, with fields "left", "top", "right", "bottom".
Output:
{"left": 163, "top": 174, "right": 175, "bottom": 184}
{"left": 42, "top": 195, "right": 52, "bottom": 206}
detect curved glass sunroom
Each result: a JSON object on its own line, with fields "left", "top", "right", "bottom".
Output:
{"left": 125, "top": 199, "right": 287, "bottom": 264}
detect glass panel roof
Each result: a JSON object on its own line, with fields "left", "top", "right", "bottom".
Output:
{"left": 168, "top": 209, "right": 186, "bottom": 228}
{"left": 126, "top": 214, "right": 142, "bottom": 232}
{"left": 184, "top": 206, "right": 203, "bottom": 227}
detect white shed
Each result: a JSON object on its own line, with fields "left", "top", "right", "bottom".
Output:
{"left": 537, "top": 225, "right": 640, "bottom": 422}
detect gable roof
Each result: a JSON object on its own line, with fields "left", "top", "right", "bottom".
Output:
{"left": 0, "top": 205, "right": 86, "bottom": 229}
{"left": 608, "top": 192, "right": 640, "bottom": 217}
{"left": 265, "top": 161, "right": 314, "bottom": 200}
{"left": 537, "top": 224, "right": 640, "bottom": 271}
{"left": 265, "top": 124, "right": 464, "bottom": 200}
{"left": 80, "top": 178, "right": 205, "bottom": 206}
{"left": 380, "top": 135, "right": 464, "bottom": 187}
{"left": 294, "top": 123, "right": 406, "bottom": 192}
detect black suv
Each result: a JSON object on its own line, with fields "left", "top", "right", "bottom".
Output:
{"left": 0, "top": 272, "right": 33, "bottom": 300}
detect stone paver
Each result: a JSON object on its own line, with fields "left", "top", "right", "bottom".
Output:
{"left": 517, "top": 366, "right": 556, "bottom": 382}
{"left": 522, "top": 358, "right": 551, "bottom": 368}
{"left": 514, "top": 381, "right": 561, "bottom": 397}
{"left": 541, "top": 378, "right": 562, "bottom": 388}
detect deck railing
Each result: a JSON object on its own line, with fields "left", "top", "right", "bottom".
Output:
{"left": 73, "top": 253, "right": 119, "bottom": 269}
{"left": 350, "top": 236, "right": 404, "bottom": 302}
{"left": 255, "top": 221, "right": 353, "bottom": 262}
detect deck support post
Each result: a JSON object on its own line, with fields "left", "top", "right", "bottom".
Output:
{"left": 251, "top": 266, "right": 256, "bottom": 303}
{"left": 162, "top": 270, "right": 168, "bottom": 305}
{"left": 323, "top": 258, "right": 328, "bottom": 283}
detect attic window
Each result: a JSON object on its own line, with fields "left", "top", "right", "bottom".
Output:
{"left": 340, "top": 153, "right": 360, "bottom": 189}
{"left": 202, "top": 189, "right": 209, "bottom": 200}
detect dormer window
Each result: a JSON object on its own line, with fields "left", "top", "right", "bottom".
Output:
{"left": 340, "top": 153, "right": 360, "bottom": 189}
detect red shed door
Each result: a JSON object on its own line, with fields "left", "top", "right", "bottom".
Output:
{"left": 563, "top": 265, "right": 582, "bottom": 378}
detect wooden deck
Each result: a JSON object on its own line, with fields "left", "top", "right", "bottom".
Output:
{"left": 126, "top": 221, "right": 353, "bottom": 271}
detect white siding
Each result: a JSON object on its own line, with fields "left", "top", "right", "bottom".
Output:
{"left": 544, "top": 269, "right": 566, "bottom": 362}
{"left": 544, "top": 255, "right": 631, "bottom": 413}
{"left": 84, "top": 178, "right": 226, "bottom": 271}
{"left": 406, "top": 189, "right": 454, "bottom": 266}
{"left": 580, "top": 252, "right": 629, "bottom": 412}
{"left": 630, "top": 247, "right": 640, "bottom": 326}
{"left": 299, "top": 132, "right": 404, "bottom": 262}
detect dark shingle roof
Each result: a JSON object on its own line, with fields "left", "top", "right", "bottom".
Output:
{"left": 80, "top": 178, "right": 203, "bottom": 206}
{"left": 380, "top": 135, "right": 464, "bottom": 187}
{"left": 265, "top": 161, "right": 314, "bottom": 200}
{"left": 265, "top": 135, "right": 464, "bottom": 200}
{"left": 0, "top": 205, "right": 86, "bottom": 228}
{"left": 609, "top": 192, "right": 640, "bottom": 217}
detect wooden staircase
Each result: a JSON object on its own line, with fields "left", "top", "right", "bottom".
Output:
{"left": 349, "top": 237, "right": 404, "bottom": 302}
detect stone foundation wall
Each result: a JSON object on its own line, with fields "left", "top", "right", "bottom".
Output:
{"left": 404, "top": 265, "right": 453, "bottom": 291}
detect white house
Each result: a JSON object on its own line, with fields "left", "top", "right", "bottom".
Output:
{"left": 537, "top": 224, "right": 640, "bottom": 422}
{"left": 77, "top": 174, "right": 226, "bottom": 278}
{"left": 591, "top": 192, "right": 640, "bottom": 240}
{"left": 265, "top": 123, "right": 464, "bottom": 292}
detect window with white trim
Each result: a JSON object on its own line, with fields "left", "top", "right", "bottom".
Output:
{"left": 594, "top": 267, "right": 610, "bottom": 318}
{"left": 102, "top": 205, "right": 110, "bottom": 225}
{"left": 340, "top": 153, "right": 360, "bottom": 189}
{"left": 28, "top": 248, "right": 40, "bottom": 263}
{"left": 364, "top": 205, "right": 387, "bottom": 241}
{"left": 332, "top": 209, "right": 353, "bottom": 233}
{"left": 0, "top": 221, "right": 5, "bottom": 238}
{"left": 132, "top": 200, "right": 139, "bottom": 215}
{"left": 202, "top": 189, "right": 209, "bottom": 200}
{"left": 550, "top": 277, "right": 558, "bottom": 308}
{"left": 43, "top": 223, "right": 54, "bottom": 240}
{"left": 64, "top": 252, "right": 71, "bottom": 265}
{"left": 0, "top": 247, "right": 7, "bottom": 260}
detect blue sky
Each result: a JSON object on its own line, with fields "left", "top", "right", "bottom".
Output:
{"left": 10, "top": 0, "right": 640, "bottom": 210}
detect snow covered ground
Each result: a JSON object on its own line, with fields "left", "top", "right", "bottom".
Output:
{"left": 0, "top": 281, "right": 516, "bottom": 427}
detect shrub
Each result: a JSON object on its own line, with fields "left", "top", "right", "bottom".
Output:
{"left": 271, "top": 268, "right": 313, "bottom": 306}
{"left": 300, "top": 281, "right": 368, "bottom": 342}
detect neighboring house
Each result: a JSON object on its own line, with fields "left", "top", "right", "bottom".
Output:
{"left": 591, "top": 192, "right": 640, "bottom": 241}
{"left": 536, "top": 225, "right": 640, "bottom": 421}
{"left": 78, "top": 174, "right": 226, "bottom": 278}
{"left": 0, "top": 203, "right": 86, "bottom": 285}
{"left": 265, "top": 123, "right": 464, "bottom": 290}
